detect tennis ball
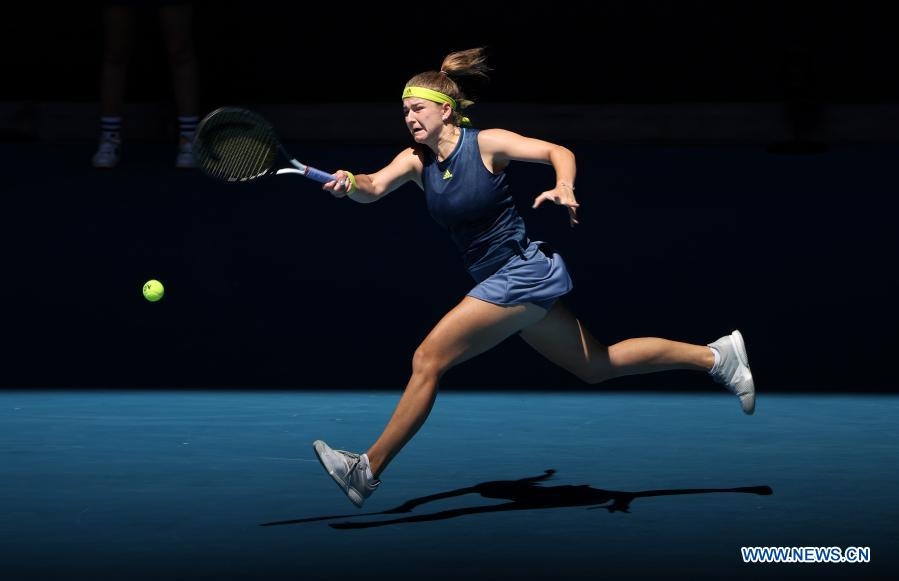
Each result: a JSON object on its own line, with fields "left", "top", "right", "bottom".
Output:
{"left": 142, "top": 279, "right": 165, "bottom": 302}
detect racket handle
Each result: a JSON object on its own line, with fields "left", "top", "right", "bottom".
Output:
{"left": 302, "top": 165, "right": 338, "bottom": 184}
{"left": 287, "top": 158, "right": 337, "bottom": 184}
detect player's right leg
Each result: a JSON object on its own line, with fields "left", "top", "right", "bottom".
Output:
{"left": 314, "top": 296, "right": 547, "bottom": 507}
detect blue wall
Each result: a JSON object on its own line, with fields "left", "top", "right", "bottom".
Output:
{"left": 4, "top": 141, "right": 897, "bottom": 391}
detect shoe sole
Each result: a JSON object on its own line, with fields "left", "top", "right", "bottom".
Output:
{"left": 730, "top": 330, "right": 756, "bottom": 415}
{"left": 312, "top": 440, "right": 364, "bottom": 508}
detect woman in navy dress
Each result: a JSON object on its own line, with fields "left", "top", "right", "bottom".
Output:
{"left": 313, "top": 47, "right": 755, "bottom": 508}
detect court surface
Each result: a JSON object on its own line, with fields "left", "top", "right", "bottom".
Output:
{"left": 2, "top": 390, "right": 895, "bottom": 580}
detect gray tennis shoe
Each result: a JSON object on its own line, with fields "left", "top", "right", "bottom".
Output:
{"left": 708, "top": 330, "right": 756, "bottom": 415}
{"left": 313, "top": 440, "right": 380, "bottom": 507}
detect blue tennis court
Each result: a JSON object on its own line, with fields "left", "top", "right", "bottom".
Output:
{"left": 2, "top": 390, "right": 894, "bottom": 580}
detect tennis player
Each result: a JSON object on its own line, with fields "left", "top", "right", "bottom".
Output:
{"left": 313, "top": 47, "right": 754, "bottom": 508}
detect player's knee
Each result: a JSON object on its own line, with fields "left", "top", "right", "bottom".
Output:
{"left": 411, "top": 345, "right": 444, "bottom": 379}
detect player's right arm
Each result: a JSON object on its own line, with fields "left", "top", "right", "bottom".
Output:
{"left": 324, "top": 147, "right": 423, "bottom": 203}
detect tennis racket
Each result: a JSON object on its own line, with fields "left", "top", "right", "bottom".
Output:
{"left": 193, "top": 107, "right": 336, "bottom": 184}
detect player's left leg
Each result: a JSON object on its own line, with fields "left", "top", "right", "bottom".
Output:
{"left": 519, "top": 300, "right": 754, "bottom": 413}
{"left": 519, "top": 299, "right": 715, "bottom": 384}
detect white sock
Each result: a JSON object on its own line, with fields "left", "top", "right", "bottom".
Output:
{"left": 361, "top": 453, "right": 374, "bottom": 482}
{"left": 709, "top": 347, "right": 721, "bottom": 374}
{"left": 178, "top": 115, "right": 198, "bottom": 141}
{"left": 100, "top": 115, "right": 122, "bottom": 132}
{"left": 100, "top": 116, "right": 122, "bottom": 142}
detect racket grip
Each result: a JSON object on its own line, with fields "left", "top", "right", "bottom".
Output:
{"left": 303, "top": 165, "right": 338, "bottom": 184}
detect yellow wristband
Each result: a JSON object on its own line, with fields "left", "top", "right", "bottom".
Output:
{"left": 345, "top": 171, "right": 357, "bottom": 196}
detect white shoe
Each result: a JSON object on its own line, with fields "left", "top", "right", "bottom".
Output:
{"left": 91, "top": 133, "right": 121, "bottom": 168}
{"left": 175, "top": 136, "right": 197, "bottom": 169}
{"left": 708, "top": 330, "right": 755, "bottom": 414}
{"left": 313, "top": 440, "right": 380, "bottom": 507}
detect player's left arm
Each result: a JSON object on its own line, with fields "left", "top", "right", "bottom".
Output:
{"left": 478, "top": 128, "right": 579, "bottom": 226}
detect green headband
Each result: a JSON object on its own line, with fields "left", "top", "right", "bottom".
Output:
{"left": 403, "top": 86, "right": 457, "bottom": 109}
{"left": 402, "top": 86, "right": 472, "bottom": 126}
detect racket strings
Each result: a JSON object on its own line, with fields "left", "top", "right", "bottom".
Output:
{"left": 194, "top": 109, "right": 279, "bottom": 181}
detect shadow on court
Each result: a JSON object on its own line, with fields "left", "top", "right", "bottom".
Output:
{"left": 261, "top": 469, "right": 773, "bottom": 529}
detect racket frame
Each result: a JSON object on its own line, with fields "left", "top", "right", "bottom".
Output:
{"left": 194, "top": 107, "right": 337, "bottom": 185}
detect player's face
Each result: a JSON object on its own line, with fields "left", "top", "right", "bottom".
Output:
{"left": 403, "top": 98, "right": 446, "bottom": 143}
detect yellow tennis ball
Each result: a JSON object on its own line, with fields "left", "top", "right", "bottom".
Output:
{"left": 143, "top": 279, "right": 165, "bottom": 302}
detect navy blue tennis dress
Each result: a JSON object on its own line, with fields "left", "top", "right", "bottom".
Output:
{"left": 421, "top": 127, "right": 573, "bottom": 311}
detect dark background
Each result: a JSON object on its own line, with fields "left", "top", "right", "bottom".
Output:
{"left": 6, "top": 2, "right": 899, "bottom": 106}
{"left": 2, "top": 1, "right": 897, "bottom": 392}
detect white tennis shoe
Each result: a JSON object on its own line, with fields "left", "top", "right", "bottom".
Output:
{"left": 708, "top": 330, "right": 756, "bottom": 415}
{"left": 313, "top": 440, "right": 380, "bottom": 507}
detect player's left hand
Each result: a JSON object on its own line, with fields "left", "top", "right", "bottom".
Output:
{"left": 533, "top": 186, "right": 579, "bottom": 227}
